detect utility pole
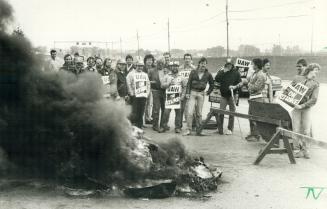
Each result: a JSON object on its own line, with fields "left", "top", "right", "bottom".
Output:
{"left": 278, "top": 34, "right": 282, "bottom": 56}
{"left": 167, "top": 18, "right": 171, "bottom": 53}
{"left": 137, "top": 30, "right": 140, "bottom": 57}
{"left": 120, "top": 37, "right": 123, "bottom": 58}
{"left": 225, "top": 0, "right": 230, "bottom": 57}
{"left": 310, "top": 6, "right": 315, "bottom": 55}
{"left": 111, "top": 42, "right": 114, "bottom": 57}
{"left": 106, "top": 42, "right": 108, "bottom": 57}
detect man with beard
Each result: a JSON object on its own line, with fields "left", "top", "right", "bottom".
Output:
{"left": 126, "top": 60, "right": 151, "bottom": 128}
{"left": 116, "top": 59, "right": 129, "bottom": 100}
{"left": 126, "top": 54, "right": 135, "bottom": 74}
{"left": 98, "top": 58, "right": 118, "bottom": 99}
{"left": 215, "top": 58, "right": 242, "bottom": 135}
{"left": 60, "top": 54, "right": 75, "bottom": 72}
{"left": 84, "top": 56, "right": 96, "bottom": 72}
{"left": 160, "top": 61, "right": 187, "bottom": 133}
{"left": 46, "top": 49, "right": 63, "bottom": 72}
{"left": 183, "top": 57, "right": 214, "bottom": 136}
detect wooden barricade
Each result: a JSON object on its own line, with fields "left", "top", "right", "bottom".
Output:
{"left": 200, "top": 100, "right": 302, "bottom": 165}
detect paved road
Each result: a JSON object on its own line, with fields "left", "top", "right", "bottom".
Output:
{"left": 0, "top": 81, "right": 326, "bottom": 209}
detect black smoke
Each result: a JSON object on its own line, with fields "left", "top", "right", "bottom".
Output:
{"left": 0, "top": 0, "right": 133, "bottom": 183}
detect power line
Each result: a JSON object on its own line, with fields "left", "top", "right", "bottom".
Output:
{"left": 171, "top": 11, "right": 225, "bottom": 31}
{"left": 230, "top": 0, "right": 313, "bottom": 13}
{"left": 230, "top": 14, "right": 309, "bottom": 21}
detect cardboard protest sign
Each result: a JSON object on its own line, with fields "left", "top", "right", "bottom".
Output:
{"left": 134, "top": 73, "right": 148, "bottom": 97}
{"left": 278, "top": 83, "right": 308, "bottom": 108}
{"left": 235, "top": 58, "right": 251, "bottom": 77}
{"left": 165, "top": 85, "right": 181, "bottom": 109}
{"left": 101, "top": 76, "right": 110, "bottom": 85}
{"left": 209, "top": 85, "right": 221, "bottom": 103}
{"left": 235, "top": 58, "right": 251, "bottom": 68}
{"left": 179, "top": 70, "right": 191, "bottom": 80}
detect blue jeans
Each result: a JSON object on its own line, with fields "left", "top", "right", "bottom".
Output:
{"left": 186, "top": 90, "right": 205, "bottom": 132}
{"left": 162, "top": 108, "right": 181, "bottom": 129}
{"left": 218, "top": 96, "right": 236, "bottom": 133}
{"left": 292, "top": 108, "right": 311, "bottom": 150}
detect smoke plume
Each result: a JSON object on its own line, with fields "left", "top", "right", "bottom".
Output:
{"left": 0, "top": 0, "right": 134, "bottom": 183}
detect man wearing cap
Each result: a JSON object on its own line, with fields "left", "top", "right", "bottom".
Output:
{"left": 126, "top": 61, "right": 151, "bottom": 128}
{"left": 215, "top": 58, "right": 242, "bottom": 135}
{"left": 116, "top": 59, "right": 128, "bottom": 99}
{"left": 160, "top": 61, "right": 187, "bottom": 133}
{"left": 184, "top": 57, "right": 214, "bottom": 136}
{"left": 84, "top": 56, "right": 96, "bottom": 72}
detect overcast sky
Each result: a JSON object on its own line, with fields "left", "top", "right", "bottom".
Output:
{"left": 7, "top": 0, "right": 327, "bottom": 52}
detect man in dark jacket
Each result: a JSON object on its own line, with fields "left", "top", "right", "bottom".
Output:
{"left": 215, "top": 59, "right": 242, "bottom": 135}
{"left": 183, "top": 57, "right": 214, "bottom": 136}
{"left": 116, "top": 59, "right": 128, "bottom": 99}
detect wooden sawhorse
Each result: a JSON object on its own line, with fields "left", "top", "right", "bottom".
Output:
{"left": 200, "top": 106, "right": 297, "bottom": 165}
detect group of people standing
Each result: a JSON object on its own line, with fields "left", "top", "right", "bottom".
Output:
{"left": 46, "top": 49, "right": 321, "bottom": 158}
{"left": 46, "top": 50, "right": 214, "bottom": 136}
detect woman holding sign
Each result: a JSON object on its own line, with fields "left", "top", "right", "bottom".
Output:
{"left": 98, "top": 58, "right": 119, "bottom": 99}
{"left": 126, "top": 60, "right": 151, "bottom": 128}
{"left": 292, "top": 63, "right": 320, "bottom": 159}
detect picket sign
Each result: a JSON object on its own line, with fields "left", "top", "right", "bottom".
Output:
{"left": 165, "top": 85, "right": 181, "bottom": 109}
{"left": 234, "top": 58, "right": 251, "bottom": 68}
{"left": 179, "top": 70, "right": 191, "bottom": 80}
{"left": 134, "top": 72, "right": 148, "bottom": 97}
{"left": 234, "top": 58, "right": 252, "bottom": 78}
{"left": 279, "top": 83, "right": 308, "bottom": 107}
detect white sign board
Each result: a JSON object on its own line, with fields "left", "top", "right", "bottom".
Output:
{"left": 235, "top": 58, "right": 251, "bottom": 68}
{"left": 101, "top": 76, "right": 110, "bottom": 85}
{"left": 279, "top": 83, "right": 308, "bottom": 107}
{"left": 179, "top": 70, "right": 191, "bottom": 80}
{"left": 134, "top": 73, "right": 148, "bottom": 97}
{"left": 165, "top": 85, "right": 181, "bottom": 109}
